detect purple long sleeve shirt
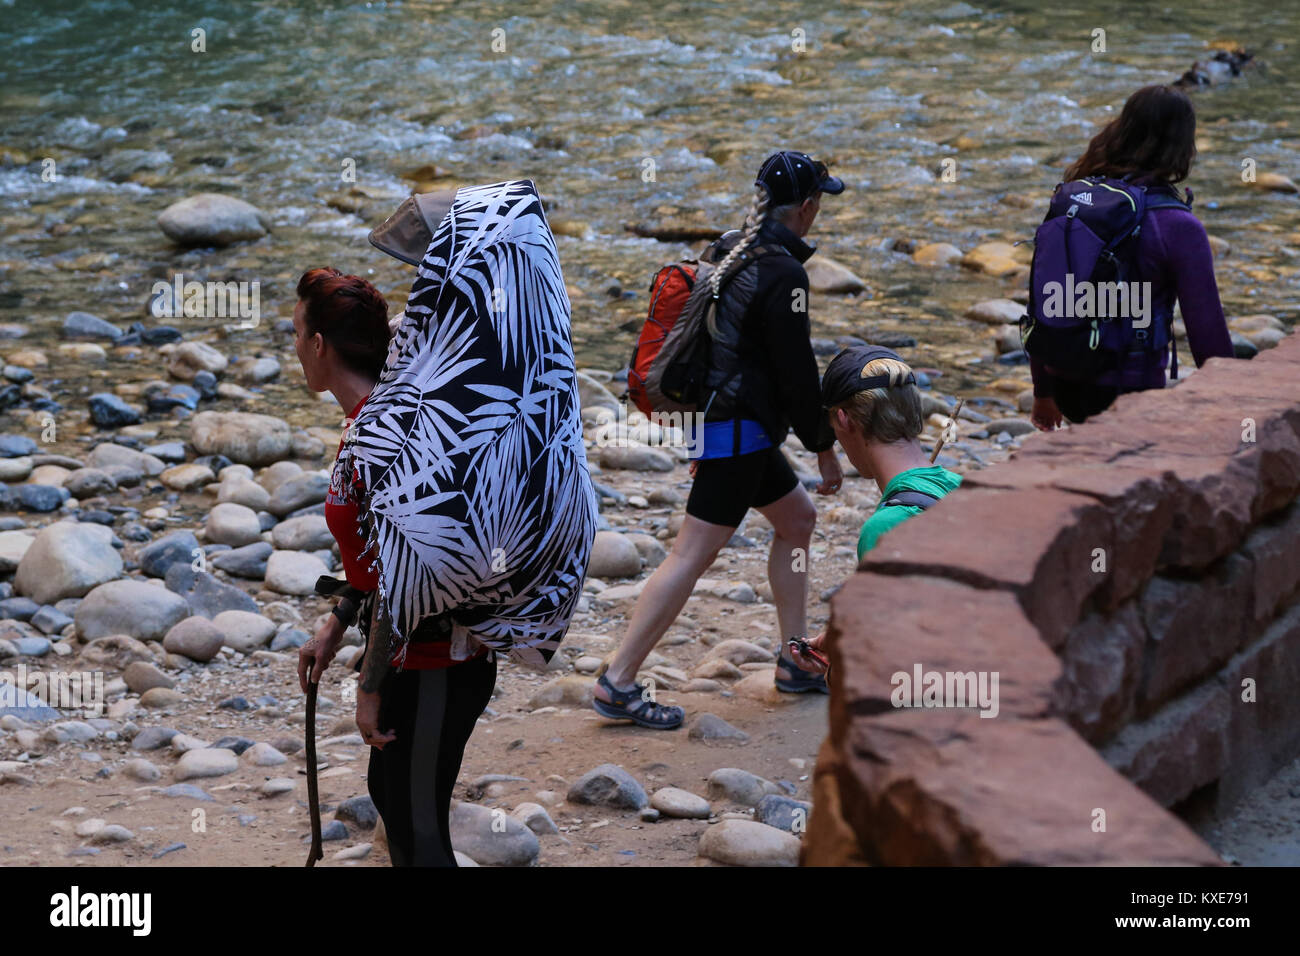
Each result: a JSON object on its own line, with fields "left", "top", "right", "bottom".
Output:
{"left": 1031, "top": 206, "right": 1235, "bottom": 397}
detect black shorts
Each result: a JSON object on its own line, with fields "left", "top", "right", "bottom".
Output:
{"left": 686, "top": 445, "right": 799, "bottom": 528}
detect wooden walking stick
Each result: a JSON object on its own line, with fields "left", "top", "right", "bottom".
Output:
{"left": 931, "top": 398, "right": 964, "bottom": 464}
{"left": 305, "top": 679, "right": 323, "bottom": 867}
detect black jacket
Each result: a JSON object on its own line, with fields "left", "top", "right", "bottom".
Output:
{"left": 702, "top": 219, "right": 835, "bottom": 455}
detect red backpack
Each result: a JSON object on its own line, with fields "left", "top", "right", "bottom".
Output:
{"left": 627, "top": 261, "right": 699, "bottom": 416}
{"left": 626, "top": 243, "right": 786, "bottom": 417}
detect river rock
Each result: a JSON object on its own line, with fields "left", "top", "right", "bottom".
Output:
{"left": 174, "top": 747, "right": 239, "bottom": 781}
{"left": 88, "top": 394, "right": 141, "bottom": 428}
{"left": 157, "top": 193, "right": 269, "bottom": 246}
{"left": 165, "top": 565, "right": 259, "bottom": 617}
{"left": 62, "top": 468, "right": 116, "bottom": 499}
{"left": 806, "top": 255, "right": 868, "bottom": 294}
{"left": 138, "top": 531, "right": 200, "bottom": 578}
{"left": 575, "top": 370, "right": 619, "bottom": 411}
{"left": 449, "top": 801, "right": 540, "bottom": 866}
{"left": 271, "top": 514, "right": 334, "bottom": 551}
{"left": 264, "top": 551, "right": 328, "bottom": 596}
{"left": 651, "top": 786, "right": 712, "bottom": 819}
{"left": 191, "top": 411, "right": 292, "bottom": 466}
{"left": 689, "top": 712, "right": 750, "bottom": 743}
{"left": 14, "top": 521, "right": 122, "bottom": 605}
{"left": 965, "top": 299, "right": 1026, "bottom": 325}
{"left": 140, "top": 687, "right": 183, "bottom": 707}
{"left": 74, "top": 580, "right": 190, "bottom": 641}
{"left": 266, "top": 472, "right": 329, "bottom": 516}
{"left": 0, "top": 457, "right": 32, "bottom": 482}
{"left": 528, "top": 675, "right": 595, "bottom": 710}
{"left": 88, "top": 443, "right": 165, "bottom": 478}
{"left": 0, "top": 531, "right": 33, "bottom": 573}
{"left": 984, "top": 417, "right": 1035, "bottom": 437}
{"left": 123, "top": 661, "right": 175, "bottom": 694}
{"left": 217, "top": 475, "right": 271, "bottom": 511}
{"left": 123, "top": 759, "right": 161, "bottom": 782}
{"left": 598, "top": 443, "right": 674, "bottom": 472}
{"left": 336, "top": 795, "right": 378, "bottom": 829}
{"left": 567, "top": 763, "right": 648, "bottom": 810}
{"left": 62, "top": 312, "right": 122, "bottom": 341}
{"left": 586, "top": 531, "right": 642, "bottom": 578}
{"left": 162, "top": 616, "right": 225, "bottom": 662}
{"left": 755, "top": 794, "right": 813, "bottom": 833}
{"left": 212, "top": 610, "right": 276, "bottom": 653}
{"left": 707, "top": 768, "right": 781, "bottom": 807}
{"left": 210, "top": 541, "right": 272, "bottom": 579}
{"left": 1250, "top": 172, "right": 1298, "bottom": 194}
{"left": 912, "top": 242, "right": 963, "bottom": 267}
{"left": 961, "top": 241, "right": 1030, "bottom": 277}
{"left": 511, "top": 802, "right": 559, "bottom": 835}
{"left": 160, "top": 463, "right": 216, "bottom": 492}
{"left": 242, "top": 742, "right": 287, "bottom": 767}
{"left": 205, "top": 502, "right": 263, "bottom": 547}
{"left": 698, "top": 819, "right": 800, "bottom": 866}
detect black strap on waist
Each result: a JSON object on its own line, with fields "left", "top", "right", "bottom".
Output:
{"left": 881, "top": 489, "right": 942, "bottom": 511}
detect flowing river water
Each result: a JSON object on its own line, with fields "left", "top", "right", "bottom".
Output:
{"left": 2, "top": 0, "right": 1298, "bottom": 434}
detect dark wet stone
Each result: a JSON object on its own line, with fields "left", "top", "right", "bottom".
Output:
{"left": 17, "top": 485, "right": 65, "bottom": 512}
{"left": 164, "top": 564, "right": 258, "bottom": 617}
{"left": 139, "top": 530, "right": 200, "bottom": 578}
{"left": 31, "top": 605, "right": 74, "bottom": 635}
{"left": 0, "top": 597, "right": 39, "bottom": 621}
{"left": 336, "top": 795, "right": 378, "bottom": 829}
{"left": 0, "top": 434, "right": 35, "bottom": 458}
{"left": 217, "top": 697, "right": 252, "bottom": 712}
{"left": 211, "top": 735, "right": 254, "bottom": 754}
{"left": 89, "top": 393, "right": 141, "bottom": 428}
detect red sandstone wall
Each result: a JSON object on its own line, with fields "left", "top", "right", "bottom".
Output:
{"left": 804, "top": 333, "right": 1300, "bottom": 866}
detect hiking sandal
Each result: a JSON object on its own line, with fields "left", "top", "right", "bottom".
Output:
{"left": 775, "top": 653, "right": 829, "bottom": 695}
{"left": 592, "top": 673, "right": 685, "bottom": 729}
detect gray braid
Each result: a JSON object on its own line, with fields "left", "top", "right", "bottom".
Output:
{"left": 708, "top": 185, "right": 770, "bottom": 297}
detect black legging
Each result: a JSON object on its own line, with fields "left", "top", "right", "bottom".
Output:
{"left": 367, "top": 654, "right": 497, "bottom": 867}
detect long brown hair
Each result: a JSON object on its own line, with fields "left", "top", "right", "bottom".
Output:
{"left": 1065, "top": 85, "right": 1197, "bottom": 185}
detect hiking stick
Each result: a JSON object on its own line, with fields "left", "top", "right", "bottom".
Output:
{"left": 931, "top": 398, "right": 964, "bottom": 464}
{"left": 305, "top": 680, "right": 323, "bottom": 867}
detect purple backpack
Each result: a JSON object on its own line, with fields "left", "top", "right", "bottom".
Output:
{"left": 1020, "top": 176, "right": 1191, "bottom": 381}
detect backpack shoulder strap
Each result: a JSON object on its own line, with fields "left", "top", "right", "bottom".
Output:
{"left": 880, "top": 488, "right": 942, "bottom": 511}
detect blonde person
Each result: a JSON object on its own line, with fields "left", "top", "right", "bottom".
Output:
{"left": 789, "top": 345, "right": 961, "bottom": 674}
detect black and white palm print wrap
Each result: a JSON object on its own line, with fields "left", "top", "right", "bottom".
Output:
{"left": 337, "top": 179, "right": 596, "bottom": 668}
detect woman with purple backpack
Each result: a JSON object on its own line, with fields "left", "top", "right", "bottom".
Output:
{"left": 1026, "top": 84, "right": 1234, "bottom": 429}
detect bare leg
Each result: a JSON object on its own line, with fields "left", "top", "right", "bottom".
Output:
{"left": 597, "top": 514, "right": 735, "bottom": 697}
{"left": 755, "top": 484, "right": 817, "bottom": 683}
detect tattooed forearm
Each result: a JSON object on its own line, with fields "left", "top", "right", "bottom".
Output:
{"left": 359, "top": 602, "right": 393, "bottom": 694}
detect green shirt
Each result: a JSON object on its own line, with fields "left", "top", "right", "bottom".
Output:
{"left": 857, "top": 466, "right": 963, "bottom": 560}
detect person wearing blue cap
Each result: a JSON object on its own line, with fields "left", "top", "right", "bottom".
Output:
{"left": 789, "top": 346, "right": 962, "bottom": 675}
{"left": 594, "top": 151, "right": 847, "bottom": 724}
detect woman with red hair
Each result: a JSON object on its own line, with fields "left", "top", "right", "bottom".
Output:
{"left": 293, "top": 266, "right": 496, "bottom": 867}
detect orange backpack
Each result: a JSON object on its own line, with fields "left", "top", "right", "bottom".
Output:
{"left": 627, "top": 261, "right": 699, "bottom": 416}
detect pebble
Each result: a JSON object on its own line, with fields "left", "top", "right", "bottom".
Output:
{"left": 567, "top": 763, "right": 649, "bottom": 810}
{"left": 650, "top": 786, "right": 712, "bottom": 819}
{"left": 13, "top": 521, "right": 122, "bottom": 605}
{"left": 586, "top": 530, "right": 643, "bottom": 578}
{"left": 123, "top": 758, "right": 161, "bottom": 782}
{"left": 160, "top": 783, "right": 213, "bottom": 801}
{"left": 511, "top": 802, "right": 560, "bottom": 835}
{"left": 241, "top": 742, "right": 287, "bottom": 766}
{"left": 688, "top": 713, "right": 750, "bottom": 743}
{"left": 74, "top": 579, "right": 190, "bottom": 641}
{"left": 336, "top": 794, "right": 378, "bottom": 829}
{"left": 162, "top": 616, "right": 225, "bottom": 662}
{"left": 122, "top": 661, "right": 175, "bottom": 694}
{"left": 261, "top": 777, "right": 296, "bottom": 797}
{"left": 698, "top": 819, "right": 799, "bottom": 867}
{"left": 174, "top": 748, "right": 238, "bottom": 781}
{"left": 755, "top": 794, "right": 812, "bottom": 833}
{"left": 707, "top": 768, "right": 781, "bottom": 807}
{"left": 264, "top": 550, "right": 329, "bottom": 596}
{"left": 449, "top": 801, "right": 540, "bottom": 866}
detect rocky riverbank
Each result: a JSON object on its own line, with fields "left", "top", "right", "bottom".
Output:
{"left": 0, "top": 300, "right": 1074, "bottom": 866}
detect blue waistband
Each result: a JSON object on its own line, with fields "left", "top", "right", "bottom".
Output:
{"left": 690, "top": 418, "right": 774, "bottom": 460}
